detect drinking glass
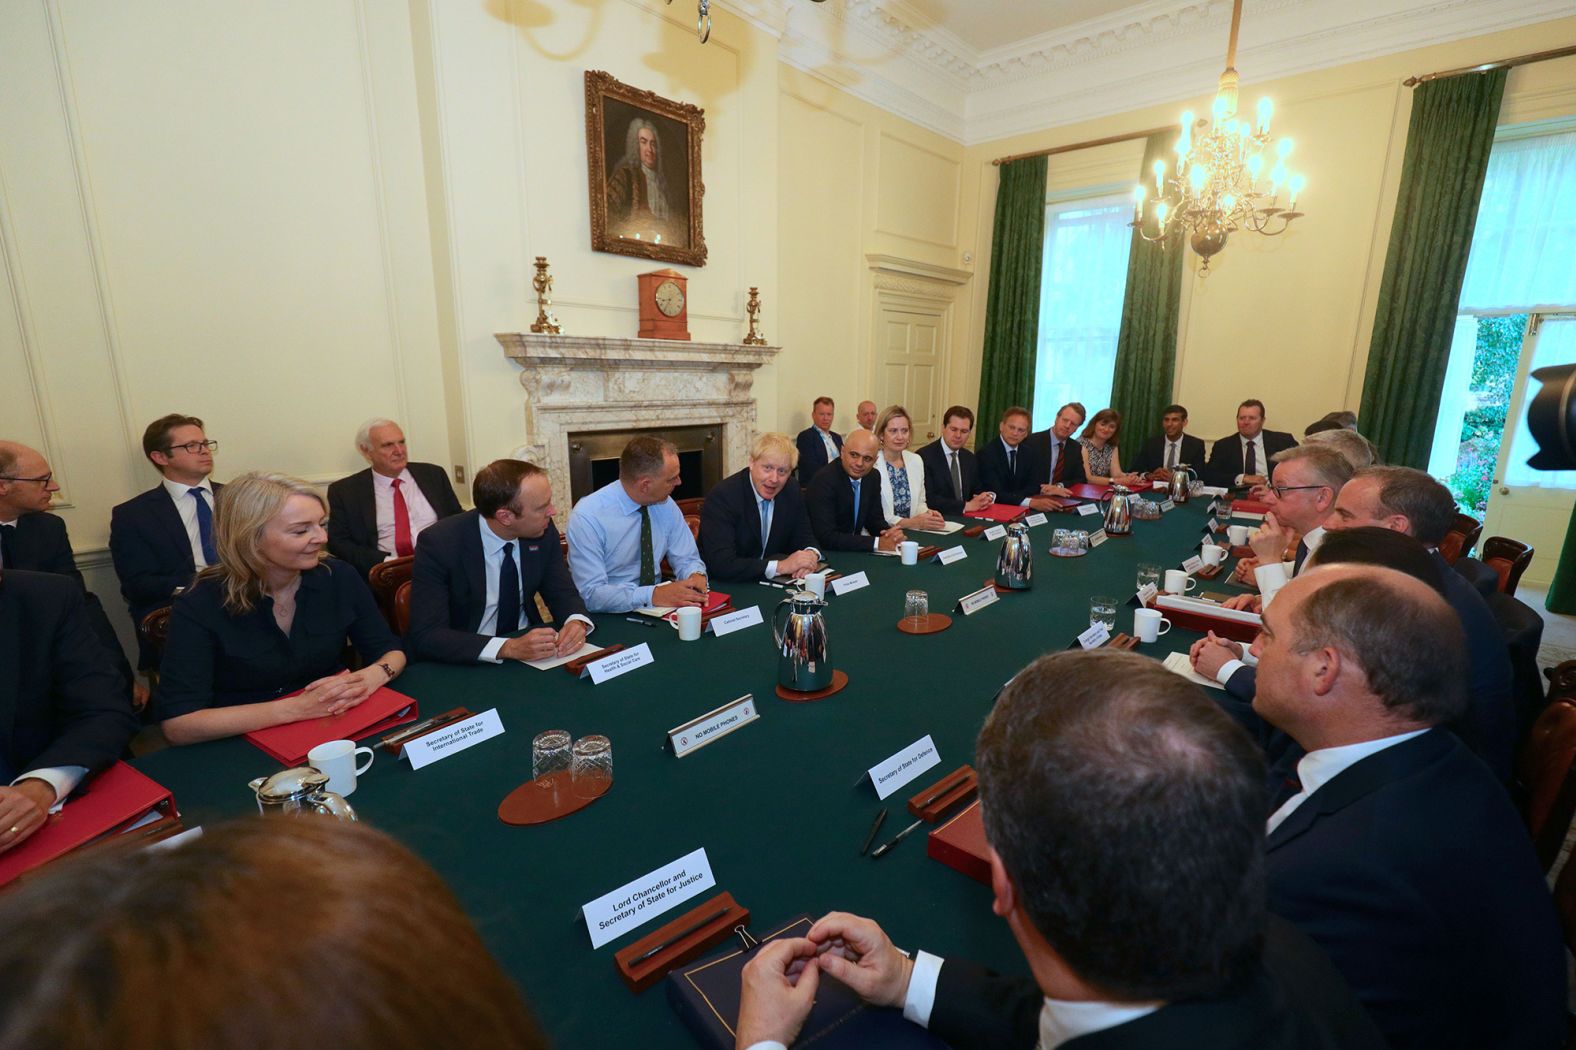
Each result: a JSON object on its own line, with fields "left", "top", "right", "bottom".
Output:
{"left": 532, "top": 729, "right": 572, "bottom": 783}
{"left": 571, "top": 735, "right": 614, "bottom": 799}
{"left": 1089, "top": 595, "right": 1118, "bottom": 631}
{"left": 1053, "top": 528, "right": 1072, "bottom": 549}
{"left": 1136, "top": 563, "right": 1162, "bottom": 591}
{"left": 904, "top": 589, "right": 929, "bottom": 628}
{"left": 1069, "top": 530, "right": 1090, "bottom": 552}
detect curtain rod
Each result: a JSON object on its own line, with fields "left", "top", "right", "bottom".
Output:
{"left": 1404, "top": 42, "right": 1576, "bottom": 87}
{"left": 992, "top": 126, "right": 1173, "bottom": 167}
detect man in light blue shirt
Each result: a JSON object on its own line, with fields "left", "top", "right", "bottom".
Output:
{"left": 566, "top": 435, "right": 708, "bottom": 612}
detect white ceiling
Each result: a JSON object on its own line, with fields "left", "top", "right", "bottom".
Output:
{"left": 897, "top": 0, "right": 1150, "bottom": 55}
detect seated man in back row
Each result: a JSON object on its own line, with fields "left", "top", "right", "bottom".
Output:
{"left": 566, "top": 436, "right": 708, "bottom": 612}
{"left": 699, "top": 433, "right": 821, "bottom": 583}
{"left": 917, "top": 405, "right": 993, "bottom": 516}
{"left": 326, "top": 417, "right": 463, "bottom": 578}
{"left": 804, "top": 430, "right": 905, "bottom": 554}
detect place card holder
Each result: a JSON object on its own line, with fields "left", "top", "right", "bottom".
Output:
{"left": 962, "top": 525, "right": 986, "bottom": 538}
{"left": 1195, "top": 563, "right": 1224, "bottom": 580}
{"left": 906, "top": 765, "right": 977, "bottom": 822}
{"left": 915, "top": 545, "right": 942, "bottom": 561}
{"left": 1101, "top": 633, "right": 1140, "bottom": 651}
{"left": 614, "top": 891, "right": 749, "bottom": 994}
{"left": 378, "top": 706, "right": 474, "bottom": 755}
{"left": 565, "top": 644, "right": 626, "bottom": 676}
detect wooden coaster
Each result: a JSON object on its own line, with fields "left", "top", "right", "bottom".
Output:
{"left": 498, "top": 770, "right": 611, "bottom": 826}
{"left": 1230, "top": 545, "right": 1253, "bottom": 558}
{"left": 897, "top": 612, "right": 953, "bottom": 635}
{"left": 775, "top": 668, "right": 849, "bottom": 702}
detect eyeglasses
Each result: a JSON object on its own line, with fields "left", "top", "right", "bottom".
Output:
{"left": 164, "top": 440, "right": 219, "bottom": 455}
{"left": 0, "top": 473, "right": 52, "bottom": 485}
{"left": 1268, "top": 484, "right": 1327, "bottom": 498}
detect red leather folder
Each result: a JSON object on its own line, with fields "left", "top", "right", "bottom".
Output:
{"left": 1231, "top": 498, "right": 1271, "bottom": 516}
{"left": 0, "top": 762, "right": 177, "bottom": 887}
{"left": 963, "top": 504, "right": 1027, "bottom": 523}
{"left": 659, "top": 591, "right": 732, "bottom": 622}
{"left": 927, "top": 798, "right": 990, "bottom": 886}
{"left": 244, "top": 685, "right": 419, "bottom": 765}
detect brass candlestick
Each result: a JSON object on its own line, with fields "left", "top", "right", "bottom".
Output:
{"left": 530, "top": 256, "right": 562, "bottom": 335}
{"left": 742, "top": 287, "right": 766, "bottom": 346}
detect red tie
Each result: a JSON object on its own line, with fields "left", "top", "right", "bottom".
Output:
{"left": 1052, "top": 440, "right": 1066, "bottom": 483}
{"left": 392, "top": 478, "right": 414, "bottom": 557}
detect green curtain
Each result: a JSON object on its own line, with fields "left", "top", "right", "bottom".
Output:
{"left": 977, "top": 155, "right": 1048, "bottom": 433}
{"left": 1109, "top": 132, "right": 1185, "bottom": 451}
{"left": 1358, "top": 70, "right": 1507, "bottom": 469}
{"left": 1548, "top": 499, "right": 1576, "bottom": 614}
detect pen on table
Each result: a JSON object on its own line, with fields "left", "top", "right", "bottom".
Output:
{"left": 860, "top": 809, "right": 888, "bottom": 856}
{"left": 624, "top": 617, "right": 658, "bottom": 628}
{"left": 870, "top": 818, "right": 925, "bottom": 860}
{"left": 631, "top": 906, "right": 732, "bottom": 964}
{"left": 913, "top": 775, "right": 966, "bottom": 811}
{"left": 381, "top": 709, "right": 465, "bottom": 747}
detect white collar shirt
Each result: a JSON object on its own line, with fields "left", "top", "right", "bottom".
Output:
{"left": 161, "top": 477, "right": 217, "bottom": 568}
{"left": 372, "top": 468, "right": 438, "bottom": 558}
{"left": 1266, "top": 729, "right": 1431, "bottom": 834}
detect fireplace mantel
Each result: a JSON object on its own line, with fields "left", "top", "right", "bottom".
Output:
{"left": 496, "top": 332, "right": 780, "bottom": 514}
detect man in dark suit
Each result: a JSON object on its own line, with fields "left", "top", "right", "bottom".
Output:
{"left": 0, "top": 569, "right": 138, "bottom": 856}
{"left": 408, "top": 458, "right": 590, "bottom": 665}
{"left": 792, "top": 397, "right": 842, "bottom": 486}
{"left": 1021, "top": 402, "right": 1089, "bottom": 499}
{"left": 700, "top": 434, "right": 821, "bottom": 582}
{"left": 327, "top": 418, "right": 463, "bottom": 578}
{"left": 1205, "top": 399, "right": 1297, "bottom": 489}
{"left": 917, "top": 406, "right": 992, "bottom": 515}
{"left": 1253, "top": 566, "right": 1565, "bottom": 1050}
{"left": 804, "top": 430, "right": 904, "bottom": 554}
{"left": 976, "top": 407, "right": 1041, "bottom": 507}
{"left": 734, "top": 651, "right": 1384, "bottom": 1050}
{"left": 1128, "top": 403, "right": 1207, "bottom": 478}
{"left": 109, "top": 414, "right": 223, "bottom": 670}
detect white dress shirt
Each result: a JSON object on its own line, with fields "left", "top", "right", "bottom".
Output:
{"left": 11, "top": 767, "right": 86, "bottom": 812}
{"left": 475, "top": 516, "right": 592, "bottom": 663}
{"left": 1235, "top": 434, "right": 1267, "bottom": 486}
{"left": 1266, "top": 729, "right": 1431, "bottom": 834}
{"left": 751, "top": 481, "right": 819, "bottom": 580}
{"left": 372, "top": 468, "right": 438, "bottom": 559}
{"left": 815, "top": 427, "right": 838, "bottom": 461}
{"left": 1162, "top": 437, "right": 1184, "bottom": 470}
{"left": 161, "top": 476, "right": 217, "bottom": 568}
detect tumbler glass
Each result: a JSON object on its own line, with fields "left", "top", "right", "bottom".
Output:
{"left": 532, "top": 729, "right": 572, "bottom": 783}
{"left": 1069, "top": 530, "right": 1090, "bottom": 552}
{"left": 904, "top": 589, "right": 929, "bottom": 628}
{"left": 1136, "top": 563, "right": 1162, "bottom": 592}
{"left": 571, "top": 735, "right": 614, "bottom": 799}
{"left": 1089, "top": 596, "right": 1118, "bottom": 631}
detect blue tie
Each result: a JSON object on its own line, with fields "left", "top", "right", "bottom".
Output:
{"left": 850, "top": 479, "right": 861, "bottom": 529}
{"left": 759, "top": 498, "right": 771, "bottom": 557}
{"left": 190, "top": 488, "right": 217, "bottom": 564}
{"left": 496, "top": 541, "right": 521, "bottom": 637}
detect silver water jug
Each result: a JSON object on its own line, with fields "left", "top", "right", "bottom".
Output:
{"left": 772, "top": 589, "right": 832, "bottom": 692}
{"left": 1168, "top": 463, "right": 1196, "bottom": 504}
{"left": 1104, "top": 484, "right": 1134, "bottom": 536}
{"left": 994, "top": 521, "right": 1033, "bottom": 590}
{"left": 248, "top": 766, "right": 359, "bottom": 822}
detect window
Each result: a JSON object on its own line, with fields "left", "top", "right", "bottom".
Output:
{"left": 1030, "top": 192, "right": 1134, "bottom": 426}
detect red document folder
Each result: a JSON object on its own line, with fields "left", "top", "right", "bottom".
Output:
{"left": 963, "top": 504, "right": 1027, "bottom": 523}
{"left": 244, "top": 685, "right": 419, "bottom": 765}
{"left": 928, "top": 798, "right": 990, "bottom": 886}
{"left": 659, "top": 591, "right": 732, "bottom": 623}
{"left": 1231, "top": 498, "right": 1271, "bottom": 516}
{"left": 0, "top": 762, "right": 177, "bottom": 887}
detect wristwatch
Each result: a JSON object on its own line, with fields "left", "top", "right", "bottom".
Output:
{"left": 378, "top": 661, "right": 396, "bottom": 681}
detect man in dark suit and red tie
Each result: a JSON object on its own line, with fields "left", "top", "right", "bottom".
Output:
{"left": 1022, "top": 402, "right": 1089, "bottom": 500}
{"left": 793, "top": 398, "right": 842, "bottom": 486}
{"left": 700, "top": 434, "right": 821, "bottom": 582}
{"left": 326, "top": 418, "right": 463, "bottom": 578}
{"left": 407, "top": 458, "right": 590, "bottom": 665}
{"left": 1205, "top": 399, "right": 1298, "bottom": 489}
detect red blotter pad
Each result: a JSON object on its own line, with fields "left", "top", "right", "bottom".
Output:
{"left": 928, "top": 798, "right": 990, "bottom": 886}
{"left": 244, "top": 686, "right": 418, "bottom": 765}
{"left": 0, "top": 762, "right": 178, "bottom": 887}
{"left": 963, "top": 504, "right": 1027, "bottom": 523}
{"left": 1066, "top": 483, "right": 1112, "bottom": 501}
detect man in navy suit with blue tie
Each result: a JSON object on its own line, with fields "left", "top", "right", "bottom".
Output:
{"left": 700, "top": 433, "right": 821, "bottom": 582}
{"left": 408, "top": 458, "right": 591, "bottom": 665}
{"left": 109, "top": 415, "right": 223, "bottom": 670}
{"left": 793, "top": 397, "right": 842, "bottom": 486}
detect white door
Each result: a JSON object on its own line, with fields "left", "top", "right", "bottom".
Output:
{"left": 1482, "top": 313, "right": 1576, "bottom": 587}
{"left": 875, "top": 304, "right": 946, "bottom": 444}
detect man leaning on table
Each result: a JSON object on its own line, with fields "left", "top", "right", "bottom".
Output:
{"left": 917, "top": 405, "right": 993, "bottom": 515}
{"left": 699, "top": 433, "right": 821, "bottom": 583}
{"left": 1127, "top": 404, "right": 1207, "bottom": 480}
{"left": 804, "top": 430, "right": 906, "bottom": 554}
{"left": 408, "top": 459, "right": 590, "bottom": 665}
{"left": 734, "top": 650, "right": 1384, "bottom": 1050}
{"left": 0, "top": 569, "right": 138, "bottom": 856}
{"left": 566, "top": 435, "right": 708, "bottom": 613}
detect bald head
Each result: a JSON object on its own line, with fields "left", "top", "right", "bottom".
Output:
{"left": 0, "top": 442, "right": 58, "bottom": 516}
{"left": 856, "top": 401, "right": 878, "bottom": 430}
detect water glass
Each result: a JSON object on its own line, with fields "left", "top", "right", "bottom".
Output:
{"left": 904, "top": 589, "right": 929, "bottom": 627}
{"left": 532, "top": 729, "right": 572, "bottom": 782}
{"left": 1069, "top": 530, "right": 1090, "bottom": 552}
{"left": 1089, "top": 595, "right": 1118, "bottom": 631}
{"left": 571, "top": 735, "right": 614, "bottom": 799}
{"left": 1136, "top": 563, "right": 1162, "bottom": 591}
{"left": 1053, "top": 528, "right": 1072, "bottom": 548}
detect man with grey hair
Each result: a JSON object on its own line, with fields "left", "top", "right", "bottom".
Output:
{"left": 326, "top": 419, "right": 463, "bottom": 579}
{"left": 1252, "top": 565, "right": 1563, "bottom": 1049}
{"left": 1225, "top": 444, "right": 1355, "bottom": 612}
{"left": 1302, "top": 428, "right": 1376, "bottom": 470}
{"left": 606, "top": 117, "right": 674, "bottom": 242}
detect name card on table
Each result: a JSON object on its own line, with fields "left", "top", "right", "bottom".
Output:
{"left": 708, "top": 606, "right": 763, "bottom": 637}
{"left": 1199, "top": 485, "right": 1229, "bottom": 497}
{"left": 1204, "top": 517, "right": 1222, "bottom": 534}
{"left": 1089, "top": 529, "right": 1108, "bottom": 548}
{"left": 1077, "top": 503, "right": 1100, "bottom": 517}
{"left": 868, "top": 734, "right": 942, "bottom": 800}
{"left": 957, "top": 585, "right": 1000, "bottom": 616}
{"left": 1181, "top": 555, "right": 1204, "bottom": 575}
{"left": 1160, "top": 499, "right": 1176, "bottom": 513}
{"left": 830, "top": 571, "right": 870, "bottom": 596}
{"left": 406, "top": 708, "right": 505, "bottom": 770}
{"left": 1152, "top": 480, "right": 1168, "bottom": 491}
{"left": 1130, "top": 582, "right": 1159, "bottom": 607}
{"left": 584, "top": 643, "right": 654, "bottom": 684}
{"left": 1025, "top": 512, "right": 1049, "bottom": 527}
{"left": 983, "top": 524, "right": 1007, "bottom": 541}
{"left": 669, "top": 695, "right": 758, "bottom": 758}
{"left": 1076, "top": 623, "right": 1112, "bottom": 650}
{"left": 583, "top": 847, "right": 717, "bottom": 949}
{"left": 936, "top": 545, "right": 968, "bottom": 565}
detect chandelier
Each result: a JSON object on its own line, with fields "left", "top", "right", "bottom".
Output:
{"left": 1131, "top": 0, "right": 1307, "bottom": 276}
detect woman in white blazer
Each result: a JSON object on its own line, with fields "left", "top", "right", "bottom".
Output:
{"left": 873, "top": 405, "right": 946, "bottom": 531}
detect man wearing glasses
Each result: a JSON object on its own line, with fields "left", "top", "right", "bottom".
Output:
{"left": 1223, "top": 446, "right": 1355, "bottom": 615}
{"left": 109, "top": 414, "right": 223, "bottom": 670}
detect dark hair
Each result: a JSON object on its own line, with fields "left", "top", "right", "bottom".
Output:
{"left": 1162, "top": 404, "right": 1188, "bottom": 419}
{"left": 942, "top": 405, "right": 975, "bottom": 428}
{"left": 1238, "top": 399, "right": 1266, "bottom": 416}
{"left": 1001, "top": 406, "right": 1031, "bottom": 424}
{"left": 976, "top": 650, "right": 1266, "bottom": 1000}
{"left": 0, "top": 819, "right": 547, "bottom": 1050}
{"left": 1057, "top": 402, "right": 1088, "bottom": 424}
{"left": 812, "top": 396, "right": 834, "bottom": 410}
{"left": 472, "top": 459, "right": 544, "bottom": 518}
{"left": 141, "top": 414, "right": 206, "bottom": 467}
{"left": 1309, "top": 526, "right": 1445, "bottom": 594}
{"left": 1288, "top": 571, "right": 1467, "bottom": 726}
{"left": 1080, "top": 408, "right": 1122, "bottom": 445}
{"left": 1303, "top": 419, "right": 1343, "bottom": 436}
{"left": 1355, "top": 466, "right": 1457, "bottom": 545}
{"left": 620, "top": 435, "right": 675, "bottom": 479}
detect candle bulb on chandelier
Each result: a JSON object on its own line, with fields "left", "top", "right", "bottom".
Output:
{"left": 1257, "top": 97, "right": 1273, "bottom": 134}
{"left": 1132, "top": 183, "right": 1147, "bottom": 222}
{"left": 1288, "top": 173, "right": 1306, "bottom": 212}
{"left": 1152, "top": 158, "right": 1166, "bottom": 194}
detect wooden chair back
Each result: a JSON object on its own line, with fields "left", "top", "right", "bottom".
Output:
{"left": 367, "top": 555, "right": 415, "bottom": 632}
{"left": 393, "top": 580, "right": 413, "bottom": 637}
{"left": 1438, "top": 513, "right": 1484, "bottom": 565}
{"left": 1482, "top": 536, "right": 1535, "bottom": 598}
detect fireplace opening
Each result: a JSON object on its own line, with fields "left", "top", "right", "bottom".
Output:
{"left": 567, "top": 424, "right": 723, "bottom": 506}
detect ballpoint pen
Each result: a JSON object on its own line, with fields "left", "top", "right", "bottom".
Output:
{"left": 631, "top": 906, "right": 732, "bottom": 964}
{"left": 870, "top": 818, "right": 925, "bottom": 859}
{"left": 624, "top": 617, "right": 658, "bottom": 627}
{"left": 860, "top": 809, "right": 888, "bottom": 856}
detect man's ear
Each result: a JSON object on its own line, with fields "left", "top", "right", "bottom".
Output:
{"left": 988, "top": 845, "right": 1017, "bottom": 919}
{"left": 1309, "top": 645, "right": 1343, "bottom": 697}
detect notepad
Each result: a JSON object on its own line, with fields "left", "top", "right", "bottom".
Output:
{"left": 1163, "top": 651, "right": 1226, "bottom": 691}
{"left": 908, "top": 520, "right": 963, "bottom": 535}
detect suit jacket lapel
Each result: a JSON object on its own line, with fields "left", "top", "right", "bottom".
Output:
{"left": 151, "top": 487, "right": 197, "bottom": 571}
{"left": 354, "top": 469, "right": 378, "bottom": 542}
{"left": 1267, "top": 730, "right": 1451, "bottom": 851}
{"left": 461, "top": 511, "right": 488, "bottom": 630}
{"left": 0, "top": 592, "right": 17, "bottom": 769}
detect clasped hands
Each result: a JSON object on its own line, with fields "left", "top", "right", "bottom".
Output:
{"left": 499, "top": 619, "right": 589, "bottom": 662}
{"left": 287, "top": 667, "right": 381, "bottom": 720}
{"left": 1189, "top": 630, "right": 1245, "bottom": 680}
{"left": 735, "top": 912, "right": 914, "bottom": 1049}
{"left": 651, "top": 573, "right": 710, "bottom": 609}
{"left": 963, "top": 491, "right": 995, "bottom": 514}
